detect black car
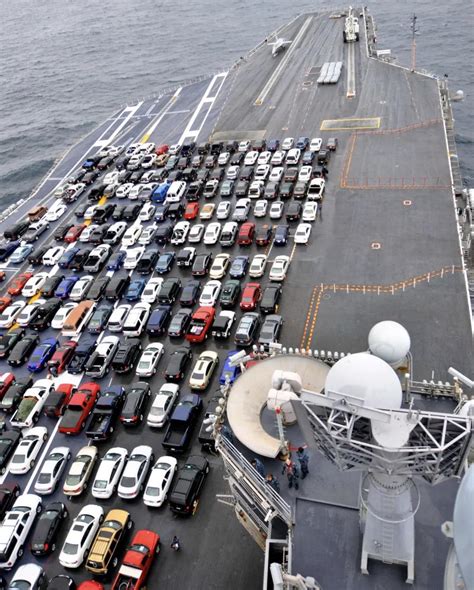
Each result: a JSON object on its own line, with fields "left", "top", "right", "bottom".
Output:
{"left": 230, "top": 152, "right": 244, "bottom": 166}
{"left": 164, "top": 347, "right": 193, "bottom": 382}
{"left": 196, "top": 168, "right": 209, "bottom": 182}
{"left": 154, "top": 202, "right": 170, "bottom": 222}
{"left": 220, "top": 280, "right": 241, "bottom": 308}
{"left": 168, "top": 455, "right": 209, "bottom": 515}
{"left": 7, "top": 335, "right": 38, "bottom": 367}
{"left": 167, "top": 170, "right": 183, "bottom": 183}
{"left": 47, "top": 575, "right": 76, "bottom": 590}
{"left": 181, "top": 141, "right": 196, "bottom": 157}
{"left": 115, "top": 155, "right": 130, "bottom": 170}
{"left": 105, "top": 274, "right": 130, "bottom": 300}
{"left": 260, "top": 284, "right": 282, "bottom": 314}
{"left": 31, "top": 501, "right": 68, "bottom": 556}
{"left": 197, "top": 142, "right": 210, "bottom": 154}
{"left": 40, "top": 275, "right": 64, "bottom": 298}
{"left": 92, "top": 203, "right": 115, "bottom": 224}
{"left": 293, "top": 182, "right": 308, "bottom": 200}
{"left": 111, "top": 339, "right": 142, "bottom": 374}
{"left": 87, "top": 304, "right": 113, "bottom": 334}
{"left": 97, "top": 155, "right": 114, "bottom": 170}
{"left": 225, "top": 140, "right": 238, "bottom": 153}
{"left": 29, "top": 299, "right": 61, "bottom": 331}
{"left": 74, "top": 202, "right": 89, "bottom": 218}
{"left": 280, "top": 182, "right": 294, "bottom": 199}
{"left": 28, "top": 245, "right": 49, "bottom": 266}
{"left": 69, "top": 248, "right": 91, "bottom": 272}
{"left": 157, "top": 277, "right": 181, "bottom": 304}
{"left": 0, "top": 431, "right": 21, "bottom": 475}
{"left": 204, "top": 155, "right": 217, "bottom": 169}
{"left": 235, "top": 180, "right": 249, "bottom": 197}
{"left": 89, "top": 225, "right": 108, "bottom": 244}
{"left": 284, "top": 168, "right": 298, "bottom": 183}
{"left": 120, "top": 382, "right": 151, "bottom": 425}
{"left": 123, "top": 204, "right": 141, "bottom": 221}
{"left": 209, "top": 168, "right": 224, "bottom": 182}
{"left": 3, "top": 220, "right": 30, "bottom": 242}
{"left": 240, "top": 167, "right": 254, "bottom": 182}
{"left": 317, "top": 149, "right": 330, "bottom": 165}
{"left": 87, "top": 185, "right": 106, "bottom": 203}
{"left": 274, "top": 224, "right": 289, "bottom": 246}
{"left": 54, "top": 224, "right": 74, "bottom": 242}
{"left": 286, "top": 201, "right": 302, "bottom": 222}
{"left": 192, "top": 253, "right": 212, "bottom": 277}
{"left": 176, "top": 247, "right": 196, "bottom": 267}
{"left": 210, "top": 141, "right": 224, "bottom": 155}
{"left": 235, "top": 312, "right": 261, "bottom": 346}
{"left": 146, "top": 306, "right": 172, "bottom": 336}
{"left": 177, "top": 156, "right": 190, "bottom": 170}
{"left": 186, "top": 181, "right": 203, "bottom": 201}
{"left": 155, "top": 221, "right": 173, "bottom": 245}
{"left": 168, "top": 308, "right": 192, "bottom": 338}
{"left": 264, "top": 182, "right": 280, "bottom": 201}
{"left": 166, "top": 201, "right": 185, "bottom": 220}
{"left": 83, "top": 170, "right": 100, "bottom": 185}
{"left": 181, "top": 167, "right": 197, "bottom": 182}
{"left": 129, "top": 169, "right": 145, "bottom": 183}
{"left": 67, "top": 336, "right": 97, "bottom": 374}
{"left": 136, "top": 248, "right": 159, "bottom": 274}
{"left": 0, "top": 328, "right": 25, "bottom": 359}
{"left": 87, "top": 276, "right": 110, "bottom": 301}
{"left": 180, "top": 280, "right": 200, "bottom": 307}
{"left": 112, "top": 204, "right": 127, "bottom": 220}
{"left": 0, "top": 484, "right": 20, "bottom": 520}
{"left": 155, "top": 252, "right": 175, "bottom": 274}
{"left": 255, "top": 225, "right": 273, "bottom": 247}
{"left": 0, "top": 377, "right": 32, "bottom": 413}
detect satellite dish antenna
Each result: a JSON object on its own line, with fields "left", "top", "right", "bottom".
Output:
{"left": 368, "top": 321, "right": 411, "bottom": 367}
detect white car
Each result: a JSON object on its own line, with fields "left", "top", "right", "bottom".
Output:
{"left": 170, "top": 221, "right": 190, "bottom": 245}
{"left": 307, "top": 178, "right": 325, "bottom": 199}
{"left": 129, "top": 184, "right": 145, "bottom": 200}
{"left": 203, "top": 222, "right": 221, "bottom": 245}
{"left": 105, "top": 221, "right": 128, "bottom": 244}
{"left": 147, "top": 383, "right": 179, "bottom": 428}
{"left": 34, "top": 446, "right": 71, "bottom": 495}
{"left": 117, "top": 445, "right": 153, "bottom": 500}
{"left": 271, "top": 150, "right": 285, "bottom": 165}
{"left": 199, "top": 280, "right": 221, "bottom": 306}
{"left": 281, "top": 137, "right": 295, "bottom": 150}
{"left": 116, "top": 183, "right": 133, "bottom": 198}
{"left": 244, "top": 150, "right": 259, "bottom": 166}
{"left": 92, "top": 447, "right": 128, "bottom": 499}
{"left": 188, "top": 224, "right": 205, "bottom": 243}
{"left": 136, "top": 343, "right": 164, "bottom": 378}
{"left": 233, "top": 198, "right": 251, "bottom": 221}
{"left": 141, "top": 277, "right": 163, "bottom": 304}
{"left": 0, "top": 495, "right": 42, "bottom": 570}
{"left": 128, "top": 153, "right": 145, "bottom": 170}
{"left": 143, "top": 456, "right": 178, "bottom": 507}
{"left": 45, "top": 200, "right": 67, "bottom": 222}
{"left": 16, "top": 299, "right": 45, "bottom": 327}
{"left": 69, "top": 275, "right": 94, "bottom": 301}
{"left": 63, "top": 445, "right": 98, "bottom": 497}
{"left": 254, "top": 164, "right": 270, "bottom": 181}
{"left": 9, "top": 427, "right": 48, "bottom": 475}
{"left": 59, "top": 504, "right": 104, "bottom": 568}
{"left": 107, "top": 304, "right": 131, "bottom": 332}
{"left": 248, "top": 180, "right": 264, "bottom": 199}
{"left": 0, "top": 301, "right": 27, "bottom": 329}
{"left": 21, "top": 272, "right": 49, "bottom": 297}
{"left": 141, "top": 153, "right": 157, "bottom": 168}
{"left": 51, "top": 302, "right": 78, "bottom": 330}
{"left": 122, "top": 224, "right": 143, "bottom": 247}
{"left": 269, "top": 166, "right": 284, "bottom": 182}
{"left": 10, "top": 380, "right": 53, "bottom": 430}
{"left": 189, "top": 350, "right": 219, "bottom": 390}
{"left": 83, "top": 205, "right": 98, "bottom": 220}
{"left": 139, "top": 223, "right": 158, "bottom": 245}
{"left": 79, "top": 224, "right": 98, "bottom": 243}
{"left": 200, "top": 203, "right": 215, "bottom": 220}
{"left": 42, "top": 246, "right": 65, "bottom": 266}
{"left": 123, "top": 246, "right": 145, "bottom": 270}
{"left": 309, "top": 137, "right": 323, "bottom": 152}
{"left": 226, "top": 165, "right": 240, "bottom": 180}
{"left": 122, "top": 302, "right": 150, "bottom": 337}
{"left": 257, "top": 151, "right": 272, "bottom": 165}
{"left": 8, "top": 564, "right": 45, "bottom": 588}
{"left": 217, "top": 151, "right": 230, "bottom": 166}
{"left": 103, "top": 170, "right": 120, "bottom": 185}
{"left": 168, "top": 143, "right": 181, "bottom": 155}
{"left": 286, "top": 148, "right": 301, "bottom": 165}
{"left": 302, "top": 201, "right": 318, "bottom": 221}
{"left": 298, "top": 165, "right": 313, "bottom": 182}
{"left": 216, "top": 201, "right": 231, "bottom": 220}
{"left": 294, "top": 223, "right": 312, "bottom": 244}
{"left": 209, "top": 253, "right": 230, "bottom": 279}
{"left": 269, "top": 255, "right": 290, "bottom": 281}
{"left": 249, "top": 254, "right": 267, "bottom": 278}
{"left": 269, "top": 201, "right": 284, "bottom": 219}
{"left": 253, "top": 200, "right": 268, "bottom": 218}
{"left": 238, "top": 140, "right": 251, "bottom": 152}
{"left": 139, "top": 202, "right": 155, "bottom": 221}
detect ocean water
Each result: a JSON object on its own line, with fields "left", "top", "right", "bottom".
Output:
{"left": 0, "top": 0, "right": 472, "bottom": 207}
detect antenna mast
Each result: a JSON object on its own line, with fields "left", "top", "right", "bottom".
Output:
{"left": 411, "top": 15, "right": 418, "bottom": 72}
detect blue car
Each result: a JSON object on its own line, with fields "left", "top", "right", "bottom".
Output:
{"left": 107, "top": 251, "right": 126, "bottom": 271}
{"left": 27, "top": 337, "right": 58, "bottom": 373}
{"left": 151, "top": 182, "right": 171, "bottom": 204}
{"left": 274, "top": 224, "right": 289, "bottom": 246}
{"left": 82, "top": 158, "right": 97, "bottom": 170}
{"left": 295, "top": 136, "right": 310, "bottom": 150}
{"left": 0, "top": 240, "right": 20, "bottom": 262}
{"left": 125, "top": 278, "right": 147, "bottom": 301}
{"left": 9, "top": 244, "right": 34, "bottom": 264}
{"left": 219, "top": 350, "right": 242, "bottom": 385}
{"left": 58, "top": 247, "right": 80, "bottom": 269}
{"left": 229, "top": 256, "right": 249, "bottom": 279}
{"left": 55, "top": 275, "right": 80, "bottom": 299}
{"left": 146, "top": 305, "right": 172, "bottom": 335}
{"left": 266, "top": 139, "right": 280, "bottom": 152}
{"left": 155, "top": 252, "right": 175, "bottom": 274}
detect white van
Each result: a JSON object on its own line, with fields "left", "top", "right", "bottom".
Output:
{"left": 166, "top": 181, "right": 187, "bottom": 203}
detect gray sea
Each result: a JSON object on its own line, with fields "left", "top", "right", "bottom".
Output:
{"left": 1, "top": 0, "right": 472, "bottom": 207}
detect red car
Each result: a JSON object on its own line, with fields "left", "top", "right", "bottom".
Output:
{"left": 43, "top": 383, "right": 76, "bottom": 418}
{"left": 184, "top": 202, "right": 199, "bottom": 220}
{"left": 0, "top": 296, "right": 12, "bottom": 313}
{"left": 237, "top": 222, "right": 255, "bottom": 246}
{"left": 111, "top": 530, "right": 160, "bottom": 590}
{"left": 77, "top": 583, "right": 104, "bottom": 590}
{"left": 58, "top": 382, "right": 100, "bottom": 435}
{"left": 155, "top": 144, "right": 169, "bottom": 156}
{"left": 64, "top": 224, "right": 86, "bottom": 243}
{"left": 47, "top": 341, "right": 77, "bottom": 376}
{"left": 0, "top": 272, "right": 6, "bottom": 282}
{"left": 7, "top": 272, "right": 33, "bottom": 296}
{"left": 186, "top": 306, "right": 215, "bottom": 344}
{"left": 0, "top": 373, "right": 15, "bottom": 400}
{"left": 240, "top": 282, "right": 262, "bottom": 311}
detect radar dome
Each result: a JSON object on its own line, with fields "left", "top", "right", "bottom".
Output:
{"left": 368, "top": 321, "right": 411, "bottom": 365}
{"left": 325, "top": 352, "right": 402, "bottom": 410}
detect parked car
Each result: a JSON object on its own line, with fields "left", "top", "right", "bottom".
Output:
{"left": 168, "top": 455, "right": 209, "bottom": 515}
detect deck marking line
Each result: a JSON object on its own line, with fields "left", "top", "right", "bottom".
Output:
{"left": 141, "top": 88, "right": 182, "bottom": 143}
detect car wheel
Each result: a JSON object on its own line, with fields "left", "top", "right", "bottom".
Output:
{"left": 17, "top": 545, "right": 24, "bottom": 558}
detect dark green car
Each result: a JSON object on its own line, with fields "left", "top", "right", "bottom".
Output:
{"left": 219, "top": 280, "right": 241, "bottom": 308}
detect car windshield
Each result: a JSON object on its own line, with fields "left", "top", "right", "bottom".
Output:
{"left": 11, "top": 454, "right": 26, "bottom": 464}
{"left": 120, "top": 476, "right": 135, "bottom": 488}
{"left": 94, "top": 480, "right": 107, "bottom": 489}
{"left": 37, "top": 473, "right": 51, "bottom": 484}
{"left": 138, "top": 361, "right": 150, "bottom": 370}
{"left": 145, "top": 486, "right": 160, "bottom": 497}
{"left": 10, "top": 582, "right": 31, "bottom": 590}
{"left": 62, "top": 542, "right": 78, "bottom": 555}
{"left": 66, "top": 473, "right": 83, "bottom": 486}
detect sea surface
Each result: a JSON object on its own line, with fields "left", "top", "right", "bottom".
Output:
{"left": 0, "top": 0, "right": 472, "bottom": 207}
